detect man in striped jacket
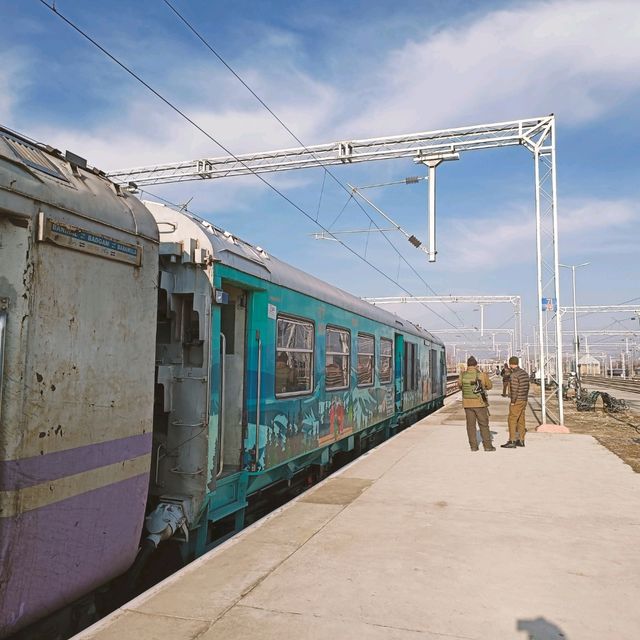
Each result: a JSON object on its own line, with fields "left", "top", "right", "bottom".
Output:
{"left": 501, "top": 356, "right": 530, "bottom": 449}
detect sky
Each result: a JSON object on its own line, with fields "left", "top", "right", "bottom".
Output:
{"left": 2, "top": 0, "right": 639, "bottom": 362}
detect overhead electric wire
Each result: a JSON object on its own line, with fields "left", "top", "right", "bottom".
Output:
{"left": 315, "top": 170, "right": 327, "bottom": 221}
{"left": 40, "top": 2, "right": 452, "bottom": 328}
{"left": 39, "top": 0, "right": 468, "bottom": 330}
{"left": 161, "top": 0, "right": 467, "bottom": 330}
{"left": 327, "top": 194, "right": 355, "bottom": 231}
{"left": 494, "top": 314, "right": 516, "bottom": 330}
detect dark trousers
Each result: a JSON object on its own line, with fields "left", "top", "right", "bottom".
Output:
{"left": 502, "top": 379, "right": 509, "bottom": 395}
{"left": 464, "top": 407, "right": 492, "bottom": 450}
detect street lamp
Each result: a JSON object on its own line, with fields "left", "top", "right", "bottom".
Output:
{"left": 559, "top": 262, "right": 590, "bottom": 386}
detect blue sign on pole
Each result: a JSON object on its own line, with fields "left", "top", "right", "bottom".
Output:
{"left": 541, "top": 297, "right": 557, "bottom": 312}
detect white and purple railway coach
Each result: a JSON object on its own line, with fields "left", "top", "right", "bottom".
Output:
{"left": 0, "top": 128, "right": 159, "bottom": 638}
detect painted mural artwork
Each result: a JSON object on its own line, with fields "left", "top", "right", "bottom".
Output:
{"left": 243, "top": 342, "right": 444, "bottom": 472}
{"left": 250, "top": 378, "right": 409, "bottom": 470}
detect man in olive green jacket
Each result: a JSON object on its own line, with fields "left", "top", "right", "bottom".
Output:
{"left": 458, "top": 356, "right": 495, "bottom": 451}
{"left": 501, "top": 356, "right": 530, "bottom": 449}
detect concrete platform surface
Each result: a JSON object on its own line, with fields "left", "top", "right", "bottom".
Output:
{"left": 75, "top": 390, "right": 640, "bottom": 640}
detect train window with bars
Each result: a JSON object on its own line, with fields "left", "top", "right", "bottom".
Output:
{"left": 325, "top": 326, "right": 350, "bottom": 390}
{"left": 379, "top": 337, "right": 393, "bottom": 384}
{"left": 276, "top": 315, "right": 314, "bottom": 396}
{"left": 404, "top": 341, "right": 418, "bottom": 391}
{"left": 357, "top": 333, "right": 375, "bottom": 387}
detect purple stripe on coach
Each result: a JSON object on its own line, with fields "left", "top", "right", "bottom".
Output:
{"left": 0, "top": 432, "right": 152, "bottom": 491}
{"left": 0, "top": 473, "right": 148, "bottom": 637}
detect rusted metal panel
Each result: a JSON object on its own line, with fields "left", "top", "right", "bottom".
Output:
{"left": 0, "top": 127, "right": 160, "bottom": 638}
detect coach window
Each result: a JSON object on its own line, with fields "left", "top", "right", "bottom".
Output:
{"left": 326, "top": 326, "right": 350, "bottom": 390}
{"left": 357, "top": 332, "right": 375, "bottom": 387}
{"left": 276, "top": 315, "right": 314, "bottom": 396}
{"left": 380, "top": 337, "right": 393, "bottom": 384}
{"left": 404, "top": 341, "right": 418, "bottom": 391}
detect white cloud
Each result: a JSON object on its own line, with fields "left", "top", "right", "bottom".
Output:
{"left": 3, "top": 1, "right": 639, "bottom": 277}
{"left": 18, "top": 49, "right": 339, "bottom": 199}
{"left": 343, "top": 0, "right": 640, "bottom": 137}
{"left": 0, "top": 50, "right": 31, "bottom": 124}
{"left": 409, "top": 196, "right": 640, "bottom": 332}
{"left": 440, "top": 197, "right": 639, "bottom": 271}
{"left": 8, "top": 1, "right": 640, "bottom": 182}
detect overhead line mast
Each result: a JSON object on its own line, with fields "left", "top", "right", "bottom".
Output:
{"left": 109, "top": 115, "right": 564, "bottom": 426}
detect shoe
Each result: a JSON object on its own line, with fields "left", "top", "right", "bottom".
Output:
{"left": 470, "top": 447, "right": 479, "bottom": 452}
{"left": 484, "top": 446, "right": 496, "bottom": 452}
{"left": 501, "top": 394, "right": 508, "bottom": 397}
{"left": 500, "top": 441, "right": 517, "bottom": 449}
{"left": 516, "top": 440, "right": 525, "bottom": 447}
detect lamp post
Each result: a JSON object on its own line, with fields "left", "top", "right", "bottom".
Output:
{"left": 559, "top": 262, "right": 590, "bottom": 386}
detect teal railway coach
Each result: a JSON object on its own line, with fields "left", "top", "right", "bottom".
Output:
{"left": 0, "top": 126, "right": 445, "bottom": 639}
{"left": 144, "top": 201, "right": 446, "bottom": 560}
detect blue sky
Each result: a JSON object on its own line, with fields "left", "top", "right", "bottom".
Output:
{"left": 2, "top": 0, "right": 639, "bottom": 359}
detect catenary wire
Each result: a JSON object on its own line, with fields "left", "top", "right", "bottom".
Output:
{"left": 39, "top": 0, "right": 467, "bottom": 331}
{"left": 315, "top": 170, "right": 327, "bottom": 222}
{"left": 161, "top": 0, "right": 467, "bottom": 329}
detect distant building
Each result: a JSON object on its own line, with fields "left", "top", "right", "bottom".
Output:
{"left": 578, "top": 354, "right": 601, "bottom": 376}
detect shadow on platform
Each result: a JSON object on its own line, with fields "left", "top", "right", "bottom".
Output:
{"left": 517, "top": 616, "right": 567, "bottom": 639}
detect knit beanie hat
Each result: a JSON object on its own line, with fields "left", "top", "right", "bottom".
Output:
{"left": 467, "top": 356, "right": 478, "bottom": 366}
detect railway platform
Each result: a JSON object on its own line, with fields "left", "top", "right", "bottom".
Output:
{"left": 75, "top": 387, "right": 640, "bottom": 640}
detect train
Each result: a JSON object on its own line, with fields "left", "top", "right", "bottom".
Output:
{"left": 0, "top": 125, "right": 446, "bottom": 639}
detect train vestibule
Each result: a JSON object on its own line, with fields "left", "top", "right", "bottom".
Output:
{"left": 146, "top": 202, "right": 217, "bottom": 536}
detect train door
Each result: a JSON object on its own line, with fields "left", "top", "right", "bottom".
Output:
{"left": 219, "top": 283, "right": 247, "bottom": 475}
{"left": 430, "top": 347, "right": 442, "bottom": 397}
{"left": 394, "top": 333, "right": 404, "bottom": 413}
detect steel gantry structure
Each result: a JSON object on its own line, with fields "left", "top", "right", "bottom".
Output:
{"left": 560, "top": 305, "right": 640, "bottom": 315}
{"left": 558, "top": 305, "right": 640, "bottom": 374}
{"left": 434, "top": 328, "right": 517, "bottom": 366}
{"left": 109, "top": 115, "right": 564, "bottom": 424}
{"left": 364, "top": 295, "right": 523, "bottom": 354}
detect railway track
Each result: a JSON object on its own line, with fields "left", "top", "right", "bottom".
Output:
{"left": 446, "top": 372, "right": 460, "bottom": 396}
{"left": 581, "top": 376, "right": 640, "bottom": 395}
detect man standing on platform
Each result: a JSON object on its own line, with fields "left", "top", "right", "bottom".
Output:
{"left": 500, "top": 362, "right": 511, "bottom": 396}
{"left": 501, "top": 356, "right": 530, "bottom": 449}
{"left": 458, "top": 356, "right": 495, "bottom": 452}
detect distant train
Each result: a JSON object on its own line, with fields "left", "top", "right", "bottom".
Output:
{"left": 0, "top": 126, "right": 446, "bottom": 638}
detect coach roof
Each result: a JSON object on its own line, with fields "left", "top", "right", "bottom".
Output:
{"left": 0, "top": 126, "right": 158, "bottom": 243}
{"left": 144, "top": 201, "right": 443, "bottom": 346}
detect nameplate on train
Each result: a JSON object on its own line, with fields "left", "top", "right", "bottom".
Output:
{"left": 41, "top": 217, "right": 142, "bottom": 266}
